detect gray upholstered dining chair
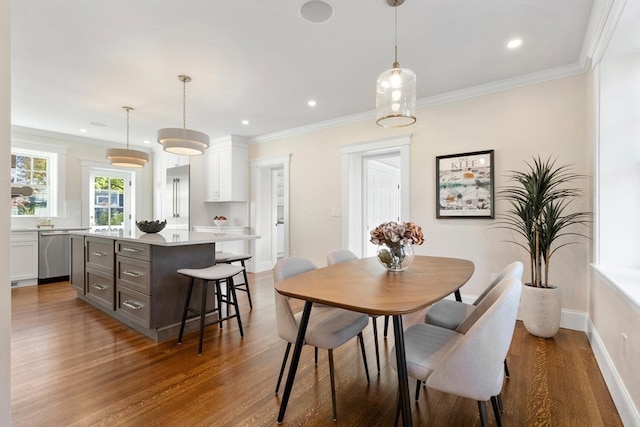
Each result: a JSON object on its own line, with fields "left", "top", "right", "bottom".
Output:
{"left": 327, "top": 248, "right": 389, "bottom": 373}
{"left": 424, "top": 260, "right": 523, "bottom": 378}
{"left": 273, "top": 256, "right": 371, "bottom": 421}
{"left": 390, "top": 275, "right": 522, "bottom": 427}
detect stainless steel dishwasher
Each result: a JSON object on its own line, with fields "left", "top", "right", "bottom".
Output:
{"left": 38, "top": 230, "right": 71, "bottom": 284}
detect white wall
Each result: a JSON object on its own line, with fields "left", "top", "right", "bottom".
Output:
{"left": 250, "top": 74, "right": 591, "bottom": 312}
{"left": 1, "top": 1, "right": 11, "bottom": 423}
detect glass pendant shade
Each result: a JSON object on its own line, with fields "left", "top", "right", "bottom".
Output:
{"left": 376, "top": 66, "right": 416, "bottom": 127}
{"left": 106, "top": 148, "right": 149, "bottom": 168}
{"left": 157, "top": 127, "right": 210, "bottom": 155}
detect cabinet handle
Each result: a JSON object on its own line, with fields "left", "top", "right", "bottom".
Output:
{"left": 121, "top": 247, "right": 143, "bottom": 253}
{"left": 122, "top": 300, "right": 143, "bottom": 310}
{"left": 92, "top": 283, "right": 107, "bottom": 291}
{"left": 91, "top": 251, "right": 106, "bottom": 257}
{"left": 122, "top": 270, "right": 142, "bottom": 278}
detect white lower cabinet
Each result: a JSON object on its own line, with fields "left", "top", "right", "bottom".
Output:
{"left": 10, "top": 232, "right": 39, "bottom": 287}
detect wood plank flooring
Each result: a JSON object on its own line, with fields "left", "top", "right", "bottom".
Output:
{"left": 11, "top": 272, "right": 622, "bottom": 426}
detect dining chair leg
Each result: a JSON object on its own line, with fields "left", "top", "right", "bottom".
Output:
{"left": 371, "top": 316, "right": 381, "bottom": 372}
{"left": 497, "top": 393, "right": 503, "bottom": 412}
{"left": 315, "top": 347, "right": 318, "bottom": 365}
{"left": 383, "top": 315, "right": 390, "bottom": 338}
{"left": 478, "top": 401, "right": 490, "bottom": 427}
{"left": 491, "top": 395, "right": 502, "bottom": 427}
{"left": 275, "top": 342, "right": 292, "bottom": 395}
{"left": 328, "top": 349, "right": 337, "bottom": 421}
{"left": 414, "top": 379, "right": 421, "bottom": 401}
{"left": 357, "top": 332, "right": 370, "bottom": 383}
{"left": 504, "top": 359, "right": 510, "bottom": 378}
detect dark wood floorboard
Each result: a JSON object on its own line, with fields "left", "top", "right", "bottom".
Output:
{"left": 11, "top": 272, "right": 622, "bottom": 426}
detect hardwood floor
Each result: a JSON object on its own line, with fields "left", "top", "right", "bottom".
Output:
{"left": 11, "top": 273, "right": 622, "bottom": 426}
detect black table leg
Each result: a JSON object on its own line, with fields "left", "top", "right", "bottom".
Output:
{"left": 454, "top": 289, "right": 462, "bottom": 302}
{"left": 392, "top": 315, "right": 412, "bottom": 427}
{"left": 277, "top": 301, "right": 313, "bottom": 423}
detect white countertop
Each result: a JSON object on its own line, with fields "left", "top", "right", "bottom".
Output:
{"left": 12, "top": 227, "right": 90, "bottom": 232}
{"left": 69, "top": 229, "right": 260, "bottom": 247}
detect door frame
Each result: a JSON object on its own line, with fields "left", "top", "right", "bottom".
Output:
{"left": 340, "top": 134, "right": 411, "bottom": 257}
{"left": 251, "top": 154, "right": 291, "bottom": 272}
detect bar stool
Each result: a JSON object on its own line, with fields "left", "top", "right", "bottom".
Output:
{"left": 215, "top": 253, "right": 253, "bottom": 309}
{"left": 177, "top": 263, "right": 245, "bottom": 354}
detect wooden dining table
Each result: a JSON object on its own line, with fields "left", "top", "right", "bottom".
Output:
{"left": 274, "top": 255, "right": 475, "bottom": 426}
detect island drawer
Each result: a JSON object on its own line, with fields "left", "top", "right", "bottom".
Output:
{"left": 116, "top": 241, "right": 151, "bottom": 261}
{"left": 116, "top": 287, "right": 151, "bottom": 328}
{"left": 86, "top": 237, "right": 115, "bottom": 273}
{"left": 116, "top": 256, "right": 151, "bottom": 295}
{"left": 85, "top": 268, "right": 115, "bottom": 310}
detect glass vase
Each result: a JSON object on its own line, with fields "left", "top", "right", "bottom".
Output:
{"left": 376, "top": 242, "right": 415, "bottom": 272}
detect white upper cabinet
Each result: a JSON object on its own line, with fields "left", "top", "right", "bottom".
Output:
{"left": 204, "top": 136, "right": 249, "bottom": 202}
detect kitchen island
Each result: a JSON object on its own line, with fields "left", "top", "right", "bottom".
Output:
{"left": 69, "top": 229, "right": 260, "bottom": 342}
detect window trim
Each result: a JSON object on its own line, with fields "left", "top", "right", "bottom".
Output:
{"left": 10, "top": 146, "right": 63, "bottom": 217}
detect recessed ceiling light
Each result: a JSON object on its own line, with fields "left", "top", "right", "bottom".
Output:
{"left": 143, "top": 140, "right": 150, "bottom": 144}
{"left": 241, "top": 120, "right": 249, "bottom": 125}
{"left": 507, "top": 39, "right": 522, "bottom": 49}
{"left": 307, "top": 100, "right": 317, "bottom": 107}
{"left": 79, "top": 129, "right": 87, "bottom": 133}
{"left": 300, "top": 0, "right": 333, "bottom": 23}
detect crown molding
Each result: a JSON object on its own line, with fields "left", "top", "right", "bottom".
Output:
{"left": 11, "top": 125, "right": 151, "bottom": 153}
{"left": 251, "top": 61, "right": 587, "bottom": 144}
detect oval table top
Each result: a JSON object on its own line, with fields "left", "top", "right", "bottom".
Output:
{"left": 275, "top": 255, "right": 475, "bottom": 316}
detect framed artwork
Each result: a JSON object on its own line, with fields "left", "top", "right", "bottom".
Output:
{"left": 436, "top": 149, "right": 494, "bottom": 218}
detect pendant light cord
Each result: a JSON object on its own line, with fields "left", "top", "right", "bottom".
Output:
{"left": 123, "top": 106, "right": 133, "bottom": 149}
{"left": 182, "top": 77, "right": 187, "bottom": 129}
{"left": 394, "top": 3, "right": 398, "bottom": 67}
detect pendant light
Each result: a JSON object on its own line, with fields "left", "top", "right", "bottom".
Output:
{"left": 157, "top": 75, "right": 210, "bottom": 155}
{"left": 376, "top": 0, "right": 416, "bottom": 128}
{"left": 106, "top": 106, "right": 149, "bottom": 168}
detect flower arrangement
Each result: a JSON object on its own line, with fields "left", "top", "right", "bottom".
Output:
{"left": 370, "top": 221, "right": 424, "bottom": 271}
{"left": 369, "top": 221, "right": 425, "bottom": 248}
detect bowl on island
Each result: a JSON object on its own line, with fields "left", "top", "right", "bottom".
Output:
{"left": 136, "top": 219, "right": 167, "bottom": 233}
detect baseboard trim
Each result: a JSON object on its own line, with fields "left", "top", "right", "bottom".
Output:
{"left": 559, "top": 308, "right": 587, "bottom": 331}
{"left": 587, "top": 319, "right": 640, "bottom": 427}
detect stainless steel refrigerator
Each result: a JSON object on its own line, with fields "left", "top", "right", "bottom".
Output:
{"left": 166, "top": 165, "right": 190, "bottom": 230}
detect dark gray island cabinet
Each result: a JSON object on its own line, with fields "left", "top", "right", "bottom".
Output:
{"left": 69, "top": 230, "right": 259, "bottom": 342}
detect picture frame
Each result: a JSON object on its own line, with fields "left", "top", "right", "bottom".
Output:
{"left": 436, "top": 149, "right": 494, "bottom": 218}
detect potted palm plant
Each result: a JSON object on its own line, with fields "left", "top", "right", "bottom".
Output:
{"left": 496, "top": 156, "right": 591, "bottom": 337}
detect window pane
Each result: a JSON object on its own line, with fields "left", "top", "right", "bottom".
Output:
{"left": 33, "top": 157, "right": 47, "bottom": 171}
{"left": 110, "top": 208, "right": 124, "bottom": 225}
{"left": 94, "top": 208, "right": 109, "bottom": 225}
{"left": 32, "top": 171, "right": 47, "bottom": 185}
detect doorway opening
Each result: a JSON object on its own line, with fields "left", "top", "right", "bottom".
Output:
{"left": 341, "top": 135, "right": 411, "bottom": 257}
{"left": 251, "top": 155, "right": 290, "bottom": 272}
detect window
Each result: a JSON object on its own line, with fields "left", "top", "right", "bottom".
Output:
{"left": 89, "top": 170, "right": 131, "bottom": 233}
{"left": 11, "top": 149, "right": 57, "bottom": 217}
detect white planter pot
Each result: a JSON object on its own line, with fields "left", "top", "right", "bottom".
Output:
{"left": 521, "top": 284, "right": 561, "bottom": 338}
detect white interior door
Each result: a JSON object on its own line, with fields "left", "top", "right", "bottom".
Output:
{"left": 364, "top": 156, "right": 401, "bottom": 257}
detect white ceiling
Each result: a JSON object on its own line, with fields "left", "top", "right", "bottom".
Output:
{"left": 11, "top": 0, "right": 597, "bottom": 148}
